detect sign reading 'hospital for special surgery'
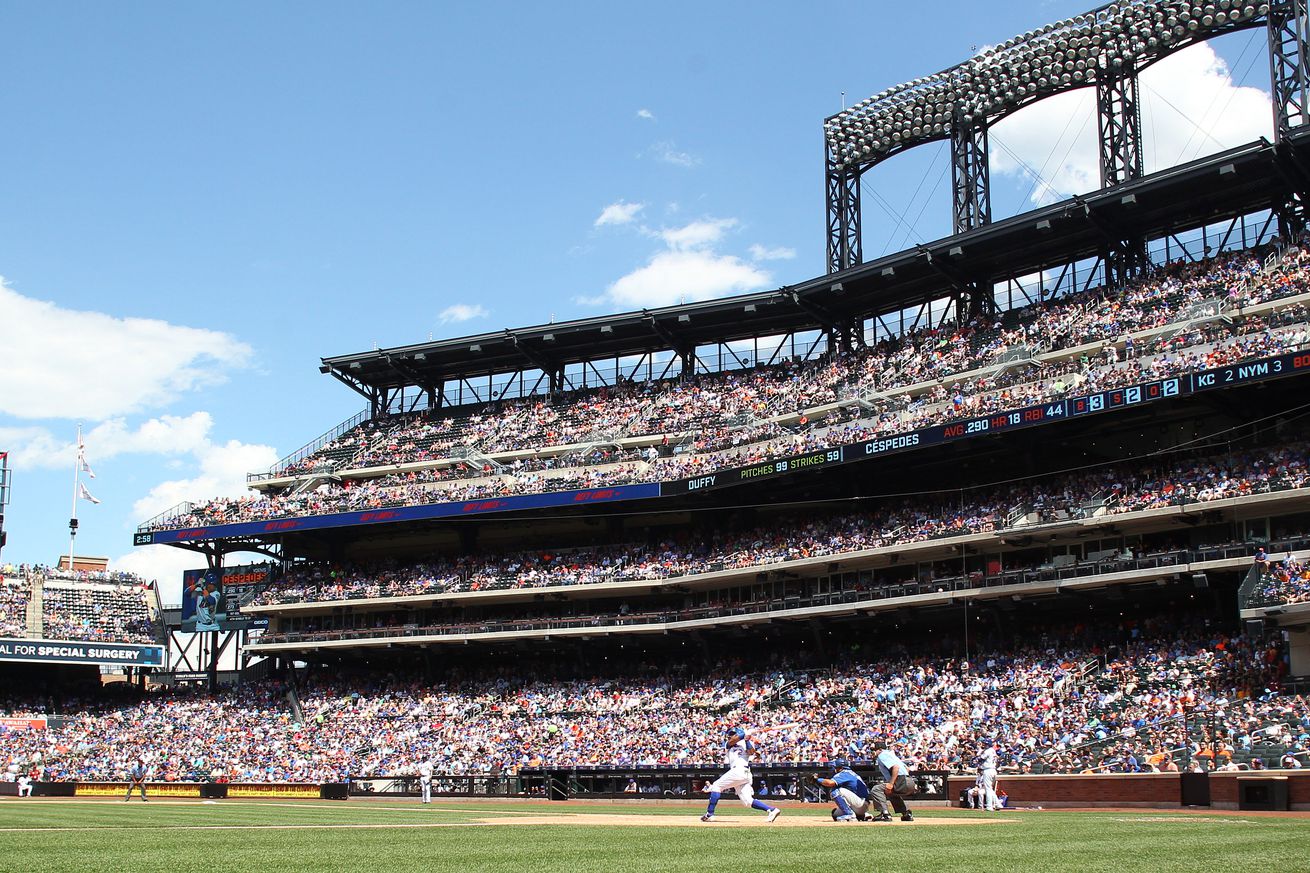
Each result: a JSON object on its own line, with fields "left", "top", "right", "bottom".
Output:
{"left": 0, "top": 637, "right": 164, "bottom": 666}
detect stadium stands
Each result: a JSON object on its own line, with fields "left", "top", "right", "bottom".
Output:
{"left": 141, "top": 244, "right": 1310, "bottom": 534}
{"left": 39, "top": 578, "right": 157, "bottom": 645}
{"left": 245, "top": 441, "right": 1309, "bottom": 608}
{"left": 0, "top": 574, "right": 30, "bottom": 638}
{"left": 1251, "top": 553, "right": 1310, "bottom": 607}
{"left": 0, "top": 608, "right": 1303, "bottom": 783}
{"left": 0, "top": 568, "right": 159, "bottom": 645}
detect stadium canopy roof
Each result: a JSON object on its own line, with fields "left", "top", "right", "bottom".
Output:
{"left": 321, "top": 132, "right": 1310, "bottom": 395}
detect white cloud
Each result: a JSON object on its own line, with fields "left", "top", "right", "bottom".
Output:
{"left": 130, "top": 437, "right": 278, "bottom": 523}
{"left": 991, "top": 42, "right": 1271, "bottom": 206}
{"left": 588, "top": 216, "right": 771, "bottom": 308}
{"left": 595, "top": 201, "right": 645, "bottom": 227}
{"left": 111, "top": 545, "right": 206, "bottom": 602}
{"left": 650, "top": 141, "right": 700, "bottom": 168}
{"left": 749, "top": 244, "right": 797, "bottom": 261}
{"left": 636, "top": 108, "right": 655, "bottom": 120}
{"left": 605, "top": 250, "right": 770, "bottom": 308}
{"left": 437, "top": 303, "right": 489, "bottom": 324}
{"left": 0, "top": 278, "right": 252, "bottom": 421}
{"left": 660, "top": 218, "right": 738, "bottom": 251}
{"left": 0, "top": 412, "right": 216, "bottom": 470}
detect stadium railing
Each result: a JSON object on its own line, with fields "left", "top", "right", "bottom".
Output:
{"left": 250, "top": 538, "right": 1280, "bottom": 640}
{"left": 248, "top": 408, "right": 370, "bottom": 483}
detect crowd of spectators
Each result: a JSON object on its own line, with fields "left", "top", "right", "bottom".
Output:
{"left": 145, "top": 246, "right": 1310, "bottom": 533}
{"left": 1252, "top": 549, "right": 1310, "bottom": 606}
{"left": 0, "top": 612, "right": 1303, "bottom": 783}
{"left": 0, "top": 566, "right": 156, "bottom": 644}
{"left": 248, "top": 441, "right": 1309, "bottom": 606}
{"left": 0, "top": 574, "right": 30, "bottom": 638}
{"left": 39, "top": 579, "right": 157, "bottom": 645}
{"left": 289, "top": 248, "right": 1289, "bottom": 471}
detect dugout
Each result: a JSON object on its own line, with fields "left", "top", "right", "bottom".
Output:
{"left": 0, "top": 781, "right": 75, "bottom": 797}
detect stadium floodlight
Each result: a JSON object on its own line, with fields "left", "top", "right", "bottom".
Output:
{"left": 824, "top": 0, "right": 1273, "bottom": 172}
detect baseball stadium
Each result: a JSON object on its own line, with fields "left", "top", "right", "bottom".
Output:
{"left": 4, "top": 2, "right": 1310, "bottom": 871}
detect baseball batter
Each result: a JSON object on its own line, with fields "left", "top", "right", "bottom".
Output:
{"left": 700, "top": 727, "right": 782, "bottom": 822}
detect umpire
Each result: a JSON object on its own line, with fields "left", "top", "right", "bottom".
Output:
{"left": 866, "top": 738, "right": 915, "bottom": 822}
{"left": 124, "top": 759, "right": 149, "bottom": 802}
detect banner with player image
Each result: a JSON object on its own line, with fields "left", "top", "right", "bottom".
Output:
{"left": 180, "top": 564, "right": 273, "bottom": 632}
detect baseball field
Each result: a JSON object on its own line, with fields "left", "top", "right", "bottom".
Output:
{"left": 0, "top": 799, "right": 1306, "bottom": 873}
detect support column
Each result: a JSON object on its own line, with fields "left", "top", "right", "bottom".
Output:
{"left": 1270, "top": 0, "right": 1310, "bottom": 141}
{"left": 1270, "top": 0, "right": 1310, "bottom": 234}
{"left": 1096, "top": 71, "right": 1144, "bottom": 189}
{"left": 950, "top": 119, "right": 991, "bottom": 235}
{"left": 205, "top": 548, "right": 225, "bottom": 693}
{"left": 954, "top": 278, "right": 995, "bottom": 323}
{"left": 1097, "top": 70, "right": 1147, "bottom": 287}
{"left": 678, "top": 348, "right": 697, "bottom": 378}
{"left": 825, "top": 157, "right": 862, "bottom": 274}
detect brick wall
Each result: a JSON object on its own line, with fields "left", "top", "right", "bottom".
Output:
{"left": 946, "top": 772, "right": 1310, "bottom": 810}
{"left": 1209, "top": 772, "right": 1310, "bottom": 810}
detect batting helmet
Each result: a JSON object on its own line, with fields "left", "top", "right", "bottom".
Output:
{"left": 830, "top": 758, "right": 849, "bottom": 772}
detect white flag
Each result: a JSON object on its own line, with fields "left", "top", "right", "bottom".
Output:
{"left": 81, "top": 456, "right": 96, "bottom": 479}
{"left": 78, "top": 483, "right": 101, "bottom": 505}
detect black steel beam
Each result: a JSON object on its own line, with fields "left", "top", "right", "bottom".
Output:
{"left": 950, "top": 120, "right": 991, "bottom": 235}
{"left": 826, "top": 158, "right": 862, "bottom": 274}
{"left": 1270, "top": 0, "right": 1310, "bottom": 142}
{"left": 1097, "top": 72, "right": 1144, "bottom": 189}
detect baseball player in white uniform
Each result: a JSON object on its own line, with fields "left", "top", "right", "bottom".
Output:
{"left": 418, "top": 760, "right": 433, "bottom": 804}
{"left": 700, "top": 727, "right": 782, "bottom": 822}
{"left": 965, "top": 773, "right": 986, "bottom": 808}
{"left": 977, "top": 740, "right": 1000, "bottom": 811}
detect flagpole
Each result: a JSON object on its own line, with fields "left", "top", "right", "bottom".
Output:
{"left": 69, "top": 423, "right": 81, "bottom": 572}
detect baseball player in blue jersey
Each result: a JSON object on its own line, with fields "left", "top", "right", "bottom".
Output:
{"left": 700, "top": 726, "right": 783, "bottom": 822}
{"left": 866, "top": 738, "right": 915, "bottom": 821}
{"left": 813, "top": 759, "right": 871, "bottom": 822}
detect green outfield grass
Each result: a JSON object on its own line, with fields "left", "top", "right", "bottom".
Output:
{"left": 0, "top": 800, "right": 1304, "bottom": 873}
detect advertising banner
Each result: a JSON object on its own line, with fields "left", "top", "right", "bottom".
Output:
{"left": 0, "top": 638, "right": 164, "bottom": 667}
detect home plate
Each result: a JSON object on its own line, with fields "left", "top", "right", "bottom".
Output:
{"left": 470, "top": 814, "right": 1017, "bottom": 827}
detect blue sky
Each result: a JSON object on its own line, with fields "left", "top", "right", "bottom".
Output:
{"left": 0, "top": 1, "right": 1277, "bottom": 601}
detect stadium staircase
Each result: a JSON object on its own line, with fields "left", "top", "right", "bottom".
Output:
{"left": 24, "top": 572, "right": 43, "bottom": 638}
{"left": 452, "top": 445, "right": 506, "bottom": 475}
{"left": 286, "top": 683, "right": 305, "bottom": 724}
{"left": 1237, "top": 562, "right": 1270, "bottom": 610}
